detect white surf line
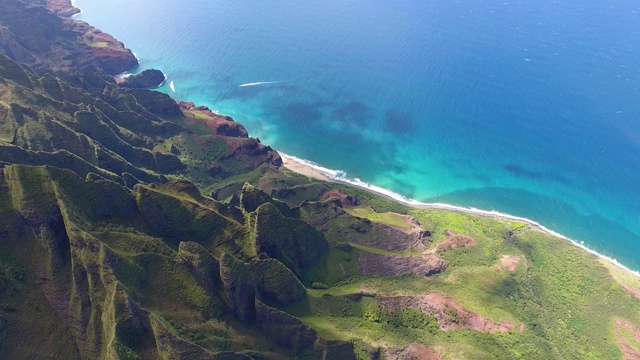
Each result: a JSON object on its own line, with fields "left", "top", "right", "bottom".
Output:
{"left": 280, "top": 153, "right": 640, "bottom": 278}
{"left": 239, "top": 81, "right": 281, "bottom": 87}
{"left": 169, "top": 81, "right": 175, "bottom": 92}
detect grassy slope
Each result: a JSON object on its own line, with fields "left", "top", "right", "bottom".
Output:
{"left": 0, "top": 5, "right": 638, "bottom": 356}
{"left": 0, "top": 58, "right": 637, "bottom": 359}
{"left": 284, "top": 198, "right": 640, "bottom": 359}
{"left": 345, "top": 206, "right": 412, "bottom": 229}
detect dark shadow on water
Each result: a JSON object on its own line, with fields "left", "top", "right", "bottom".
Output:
{"left": 384, "top": 109, "right": 415, "bottom": 136}
{"left": 503, "top": 164, "right": 571, "bottom": 186}
{"left": 383, "top": 178, "right": 417, "bottom": 198}
{"left": 273, "top": 101, "right": 325, "bottom": 125}
{"left": 331, "top": 100, "right": 373, "bottom": 127}
{"left": 390, "top": 163, "right": 405, "bottom": 175}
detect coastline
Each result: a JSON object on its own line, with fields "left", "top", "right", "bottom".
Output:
{"left": 280, "top": 153, "right": 640, "bottom": 278}
{"left": 5, "top": 1, "right": 637, "bottom": 357}
{"left": 67, "top": 0, "right": 640, "bottom": 280}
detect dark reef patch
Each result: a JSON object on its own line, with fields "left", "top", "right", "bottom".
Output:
{"left": 503, "top": 164, "right": 570, "bottom": 185}
{"left": 384, "top": 109, "right": 415, "bottom": 136}
{"left": 331, "top": 100, "right": 373, "bottom": 127}
{"left": 268, "top": 101, "right": 327, "bottom": 126}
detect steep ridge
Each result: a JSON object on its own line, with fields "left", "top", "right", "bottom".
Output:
{"left": 0, "top": 46, "right": 356, "bottom": 357}
{"left": 1, "top": 0, "right": 640, "bottom": 359}
{"left": 0, "top": 0, "right": 137, "bottom": 74}
{"left": 0, "top": 161, "right": 356, "bottom": 358}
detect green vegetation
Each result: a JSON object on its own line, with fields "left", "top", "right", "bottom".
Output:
{"left": 88, "top": 41, "right": 109, "bottom": 48}
{"left": 0, "top": 4, "right": 638, "bottom": 359}
{"left": 345, "top": 206, "right": 412, "bottom": 228}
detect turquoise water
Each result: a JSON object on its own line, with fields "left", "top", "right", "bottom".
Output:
{"left": 76, "top": 0, "right": 640, "bottom": 270}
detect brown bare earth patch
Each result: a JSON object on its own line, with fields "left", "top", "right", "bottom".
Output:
{"left": 383, "top": 344, "right": 442, "bottom": 360}
{"left": 379, "top": 293, "right": 515, "bottom": 333}
{"left": 615, "top": 318, "right": 640, "bottom": 360}
{"left": 621, "top": 283, "right": 640, "bottom": 300}
{"left": 497, "top": 255, "right": 521, "bottom": 272}
{"left": 358, "top": 252, "right": 447, "bottom": 277}
{"left": 481, "top": 276, "right": 496, "bottom": 285}
{"left": 435, "top": 231, "right": 477, "bottom": 252}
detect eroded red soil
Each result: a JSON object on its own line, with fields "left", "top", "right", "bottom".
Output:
{"left": 436, "top": 231, "right": 477, "bottom": 252}
{"left": 621, "top": 283, "right": 640, "bottom": 300}
{"left": 378, "top": 293, "right": 518, "bottom": 333}
{"left": 497, "top": 255, "right": 521, "bottom": 272}
{"left": 615, "top": 318, "right": 640, "bottom": 360}
{"left": 383, "top": 343, "right": 442, "bottom": 360}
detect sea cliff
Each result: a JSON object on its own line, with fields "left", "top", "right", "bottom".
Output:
{"left": 0, "top": 0, "right": 639, "bottom": 359}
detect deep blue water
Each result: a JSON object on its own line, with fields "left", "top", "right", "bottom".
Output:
{"left": 76, "top": 0, "right": 640, "bottom": 270}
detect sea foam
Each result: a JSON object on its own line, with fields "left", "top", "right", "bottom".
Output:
{"left": 280, "top": 153, "right": 640, "bottom": 277}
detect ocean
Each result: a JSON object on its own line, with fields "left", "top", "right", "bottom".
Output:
{"left": 75, "top": 0, "right": 640, "bottom": 270}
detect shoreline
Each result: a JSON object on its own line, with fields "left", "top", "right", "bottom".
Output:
{"left": 280, "top": 153, "right": 640, "bottom": 278}
{"left": 68, "top": 0, "right": 640, "bottom": 280}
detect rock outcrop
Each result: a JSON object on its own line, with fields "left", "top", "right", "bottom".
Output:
{"left": 320, "top": 189, "right": 359, "bottom": 207}
{"left": 358, "top": 252, "right": 447, "bottom": 277}
{"left": 43, "top": 0, "right": 80, "bottom": 17}
{"left": 119, "top": 69, "right": 166, "bottom": 88}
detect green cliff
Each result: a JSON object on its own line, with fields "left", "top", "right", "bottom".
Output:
{"left": 0, "top": 1, "right": 639, "bottom": 359}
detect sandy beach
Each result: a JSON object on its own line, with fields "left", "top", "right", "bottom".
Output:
{"left": 281, "top": 154, "right": 331, "bottom": 182}
{"left": 280, "top": 153, "right": 640, "bottom": 278}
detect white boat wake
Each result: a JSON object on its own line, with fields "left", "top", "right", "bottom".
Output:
{"left": 239, "top": 81, "right": 281, "bottom": 87}
{"left": 169, "top": 81, "right": 175, "bottom": 92}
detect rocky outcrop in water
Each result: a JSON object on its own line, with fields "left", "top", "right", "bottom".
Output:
{"left": 119, "top": 69, "right": 165, "bottom": 89}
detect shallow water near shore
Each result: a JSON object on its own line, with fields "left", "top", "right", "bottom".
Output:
{"left": 76, "top": 0, "right": 640, "bottom": 270}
